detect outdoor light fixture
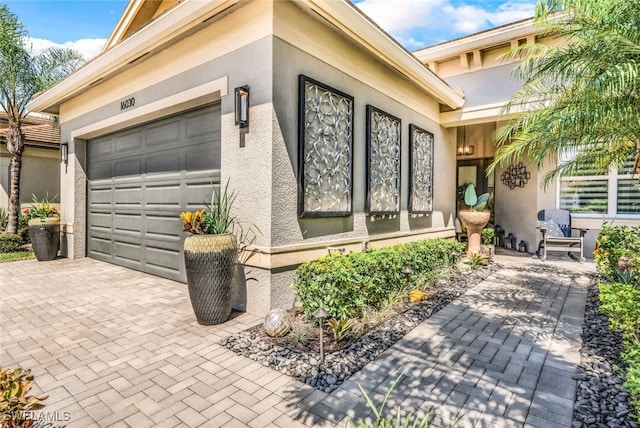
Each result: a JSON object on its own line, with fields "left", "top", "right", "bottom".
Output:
{"left": 235, "top": 85, "right": 249, "bottom": 129}
{"left": 457, "top": 126, "right": 475, "bottom": 156}
{"left": 60, "top": 142, "right": 68, "bottom": 165}
{"left": 313, "top": 306, "right": 330, "bottom": 364}
{"left": 402, "top": 266, "right": 414, "bottom": 289}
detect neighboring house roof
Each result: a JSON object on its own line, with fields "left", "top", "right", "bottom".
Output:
{"left": 27, "top": 0, "right": 464, "bottom": 115}
{"left": 0, "top": 113, "right": 61, "bottom": 149}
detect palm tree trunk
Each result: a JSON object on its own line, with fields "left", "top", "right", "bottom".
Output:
{"left": 5, "top": 123, "right": 24, "bottom": 234}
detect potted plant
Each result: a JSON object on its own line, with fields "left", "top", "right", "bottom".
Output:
{"left": 180, "top": 180, "right": 240, "bottom": 325}
{"left": 25, "top": 194, "right": 60, "bottom": 261}
{"left": 458, "top": 184, "right": 491, "bottom": 257}
{"left": 480, "top": 227, "right": 496, "bottom": 258}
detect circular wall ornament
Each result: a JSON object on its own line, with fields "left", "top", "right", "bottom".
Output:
{"left": 501, "top": 163, "right": 531, "bottom": 189}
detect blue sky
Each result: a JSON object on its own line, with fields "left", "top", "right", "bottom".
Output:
{"left": 2, "top": 0, "right": 538, "bottom": 59}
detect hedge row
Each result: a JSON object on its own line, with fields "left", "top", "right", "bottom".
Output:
{"left": 599, "top": 282, "right": 640, "bottom": 422}
{"left": 596, "top": 224, "right": 640, "bottom": 422}
{"left": 293, "top": 238, "right": 465, "bottom": 320}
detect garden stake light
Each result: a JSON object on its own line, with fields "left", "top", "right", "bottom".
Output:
{"left": 402, "top": 266, "right": 414, "bottom": 288}
{"left": 313, "top": 306, "right": 329, "bottom": 364}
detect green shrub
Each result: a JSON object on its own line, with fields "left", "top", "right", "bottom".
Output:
{"left": 0, "top": 367, "right": 47, "bottom": 426}
{"left": 599, "top": 282, "right": 640, "bottom": 344}
{"left": 0, "top": 233, "right": 23, "bottom": 253}
{"left": 17, "top": 214, "right": 30, "bottom": 244}
{"left": 595, "top": 224, "right": 640, "bottom": 277}
{"left": 0, "top": 207, "right": 7, "bottom": 231}
{"left": 622, "top": 342, "right": 640, "bottom": 422}
{"left": 293, "top": 238, "right": 465, "bottom": 320}
{"left": 599, "top": 282, "right": 640, "bottom": 422}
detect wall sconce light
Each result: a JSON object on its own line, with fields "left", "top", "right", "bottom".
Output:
{"left": 235, "top": 85, "right": 249, "bottom": 129}
{"left": 457, "top": 126, "right": 475, "bottom": 156}
{"left": 60, "top": 142, "right": 68, "bottom": 164}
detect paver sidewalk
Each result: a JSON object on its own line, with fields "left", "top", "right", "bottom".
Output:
{"left": 0, "top": 256, "right": 594, "bottom": 427}
{"left": 297, "top": 260, "right": 595, "bottom": 428}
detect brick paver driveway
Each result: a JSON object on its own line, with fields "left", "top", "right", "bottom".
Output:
{"left": 1, "top": 256, "right": 595, "bottom": 427}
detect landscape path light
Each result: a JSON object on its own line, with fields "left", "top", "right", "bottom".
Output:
{"left": 402, "top": 266, "right": 414, "bottom": 289}
{"left": 312, "top": 306, "right": 330, "bottom": 364}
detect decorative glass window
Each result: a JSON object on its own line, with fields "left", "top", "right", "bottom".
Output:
{"left": 297, "top": 75, "right": 354, "bottom": 218}
{"left": 365, "top": 105, "right": 401, "bottom": 215}
{"left": 408, "top": 124, "right": 434, "bottom": 214}
{"left": 559, "top": 154, "right": 639, "bottom": 217}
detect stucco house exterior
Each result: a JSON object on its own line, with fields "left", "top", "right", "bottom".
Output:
{"left": 414, "top": 18, "right": 640, "bottom": 257}
{"left": 27, "top": 0, "right": 640, "bottom": 316}
{"left": 0, "top": 113, "right": 61, "bottom": 209}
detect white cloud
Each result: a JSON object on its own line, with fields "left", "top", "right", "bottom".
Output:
{"left": 356, "top": 0, "right": 447, "bottom": 34}
{"left": 354, "top": 0, "right": 536, "bottom": 49}
{"left": 26, "top": 37, "right": 106, "bottom": 60}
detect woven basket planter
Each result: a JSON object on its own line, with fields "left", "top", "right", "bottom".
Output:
{"left": 28, "top": 217, "right": 60, "bottom": 261}
{"left": 184, "top": 234, "right": 238, "bottom": 325}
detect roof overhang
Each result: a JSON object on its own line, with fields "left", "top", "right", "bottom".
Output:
{"left": 27, "top": 0, "right": 240, "bottom": 115}
{"left": 414, "top": 18, "right": 537, "bottom": 63}
{"left": 28, "top": 0, "right": 464, "bottom": 116}
{"left": 297, "top": 0, "right": 464, "bottom": 109}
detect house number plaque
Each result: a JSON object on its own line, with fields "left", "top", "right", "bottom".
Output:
{"left": 120, "top": 97, "right": 135, "bottom": 111}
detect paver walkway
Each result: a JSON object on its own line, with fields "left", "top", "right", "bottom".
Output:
{"left": 0, "top": 255, "right": 594, "bottom": 427}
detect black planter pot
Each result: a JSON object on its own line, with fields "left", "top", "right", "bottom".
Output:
{"left": 183, "top": 234, "right": 238, "bottom": 325}
{"left": 28, "top": 218, "right": 60, "bottom": 261}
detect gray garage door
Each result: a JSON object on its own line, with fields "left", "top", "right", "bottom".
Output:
{"left": 87, "top": 103, "right": 221, "bottom": 282}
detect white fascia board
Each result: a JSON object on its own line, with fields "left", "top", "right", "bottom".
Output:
{"left": 27, "top": 0, "right": 238, "bottom": 115}
{"left": 440, "top": 101, "right": 531, "bottom": 127}
{"left": 102, "top": 0, "right": 146, "bottom": 53}
{"left": 302, "top": 0, "right": 464, "bottom": 109}
{"left": 414, "top": 18, "right": 537, "bottom": 63}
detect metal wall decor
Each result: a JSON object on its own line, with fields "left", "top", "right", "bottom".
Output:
{"left": 297, "top": 75, "right": 354, "bottom": 217}
{"left": 408, "top": 124, "right": 434, "bottom": 214}
{"left": 365, "top": 105, "right": 401, "bottom": 215}
{"left": 501, "top": 162, "right": 531, "bottom": 189}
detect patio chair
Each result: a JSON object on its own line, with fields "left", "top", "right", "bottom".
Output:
{"left": 536, "top": 209, "right": 587, "bottom": 262}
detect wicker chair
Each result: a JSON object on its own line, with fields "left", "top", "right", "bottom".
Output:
{"left": 536, "top": 209, "right": 587, "bottom": 262}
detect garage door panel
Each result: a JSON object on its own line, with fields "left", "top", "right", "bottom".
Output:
{"left": 145, "top": 118, "right": 181, "bottom": 147}
{"left": 88, "top": 235, "right": 111, "bottom": 256}
{"left": 114, "top": 240, "right": 143, "bottom": 262}
{"left": 186, "top": 143, "right": 220, "bottom": 171}
{"left": 114, "top": 158, "right": 143, "bottom": 177}
{"left": 115, "top": 132, "right": 143, "bottom": 152}
{"left": 186, "top": 107, "right": 220, "bottom": 137}
{"left": 113, "top": 212, "right": 142, "bottom": 235}
{"left": 89, "top": 164, "right": 114, "bottom": 181}
{"left": 146, "top": 151, "right": 182, "bottom": 174}
{"left": 145, "top": 245, "right": 181, "bottom": 271}
{"left": 88, "top": 211, "right": 112, "bottom": 230}
{"left": 88, "top": 103, "right": 220, "bottom": 282}
{"left": 145, "top": 215, "right": 181, "bottom": 240}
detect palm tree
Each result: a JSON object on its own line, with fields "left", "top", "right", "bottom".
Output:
{"left": 0, "top": 4, "right": 84, "bottom": 234}
{"left": 489, "top": 0, "right": 640, "bottom": 188}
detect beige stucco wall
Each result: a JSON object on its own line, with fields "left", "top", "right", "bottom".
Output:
{"left": 0, "top": 147, "right": 60, "bottom": 210}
